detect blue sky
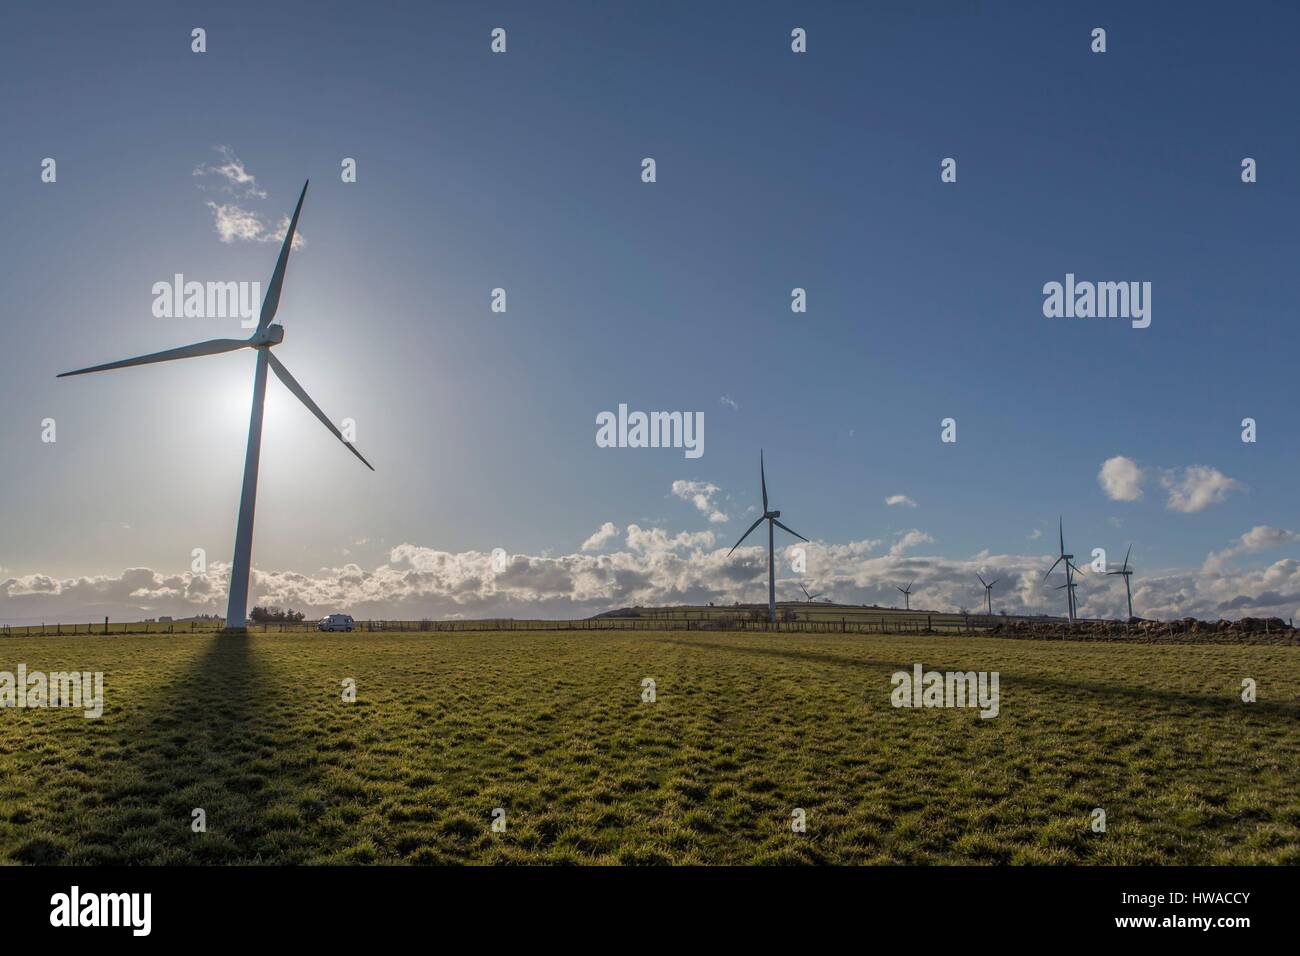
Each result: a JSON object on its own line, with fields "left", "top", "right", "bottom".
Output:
{"left": 1, "top": 1, "right": 1297, "bottom": 623}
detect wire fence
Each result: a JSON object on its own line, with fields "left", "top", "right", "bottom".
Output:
{"left": 1, "top": 613, "right": 1011, "bottom": 638}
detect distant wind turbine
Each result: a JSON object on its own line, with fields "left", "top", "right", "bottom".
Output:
{"left": 799, "top": 583, "right": 823, "bottom": 603}
{"left": 729, "top": 451, "right": 808, "bottom": 624}
{"left": 1043, "top": 518, "right": 1084, "bottom": 621}
{"left": 58, "top": 181, "right": 373, "bottom": 631}
{"left": 976, "top": 573, "right": 999, "bottom": 615}
{"left": 896, "top": 580, "right": 915, "bottom": 611}
{"left": 1107, "top": 544, "right": 1135, "bottom": 619}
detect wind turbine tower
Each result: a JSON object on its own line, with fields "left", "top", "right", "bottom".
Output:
{"left": 896, "top": 580, "right": 915, "bottom": 611}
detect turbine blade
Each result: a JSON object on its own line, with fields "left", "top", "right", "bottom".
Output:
{"left": 728, "top": 516, "right": 765, "bottom": 556}
{"left": 1043, "top": 556, "right": 1064, "bottom": 581}
{"left": 989, "top": 579, "right": 999, "bottom": 587}
{"left": 57, "top": 338, "right": 250, "bottom": 377}
{"left": 257, "top": 180, "right": 309, "bottom": 332}
{"left": 771, "top": 518, "right": 807, "bottom": 542}
{"left": 1123, "top": 543, "right": 1132, "bottom": 572}
{"left": 977, "top": 573, "right": 988, "bottom": 587}
{"left": 267, "top": 352, "right": 374, "bottom": 470}
{"left": 1059, "top": 517, "right": 1064, "bottom": 554}
{"left": 760, "top": 450, "right": 768, "bottom": 512}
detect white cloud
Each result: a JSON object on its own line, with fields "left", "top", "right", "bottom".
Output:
{"left": 625, "top": 524, "right": 715, "bottom": 553}
{"left": 196, "top": 147, "right": 304, "bottom": 248}
{"left": 205, "top": 203, "right": 305, "bottom": 249}
{"left": 205, "top": 202, "right": 264, "bottom": 243}
{"left": 1161, "top": 465, "right": 1245, "bottom": 513}
{"left": 581, "top": 522, "right": 619, "bottom": 551}
{"left": 1099, "top": 456, "right": 1245, "bottom": 514}
{"left": 719, "top": 395, "right": 739, "bottom": 410}
{"left": 1027, "top": 528, "right": 1043, "bottom": 540}
{"left": 1203, "top": 525, "right": 1298, "bottom": 573}
{"left": 890, "top": 529, "right": 934, "bottom": 556}
{"left": 1098, "top": 456, "right": 1144, "bottom": 502}
{"left": 671, "top": 480, "right": 728, "bottom": 523}
{"left": 885, "top": 494, "right": 917, "bottom": 508}
{"left": 193, "top": 145, "right": 267, "bottom": 198}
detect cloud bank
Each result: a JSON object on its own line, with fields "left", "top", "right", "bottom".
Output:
{"left": 7, "top": 525, "right": 1295, "bottom": 626}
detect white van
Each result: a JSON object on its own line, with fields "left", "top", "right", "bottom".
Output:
{"left": 317, "top": 613, "right": 355, "bottom": 632}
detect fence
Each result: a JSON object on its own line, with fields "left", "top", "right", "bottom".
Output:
{"left": 1, "top": 613, "right": 1010, "bottom": 638}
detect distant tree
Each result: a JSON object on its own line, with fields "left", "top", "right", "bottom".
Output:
{"left": 250, "top": 605, "right": 303, "bottom": 623}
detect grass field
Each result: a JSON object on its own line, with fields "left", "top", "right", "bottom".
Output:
{"left": 2, "top": 629, "right": 1297, "bottom": 865}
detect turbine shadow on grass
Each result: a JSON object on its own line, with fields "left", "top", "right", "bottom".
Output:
{"left": 651, "top": 637, "right": 1299, "bottom": 720}
{"left": 59, "top": 634, "right": 322, "bottom": 864}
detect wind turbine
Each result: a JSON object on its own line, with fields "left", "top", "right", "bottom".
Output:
{"left": 1107, "top": 544, "right": 1135, "bottom": 619}
{"left": 799, "top": 583, "right": 823, "bottom": 603}
{"left": 729, "top": 451, "right": 808, "bottom": 624}
{"left": 1043, "top": 518, "right": 1084, "bottom": 621}
{"left": 57, "top": 181, "right": 373, "bottom": 631}
{"left": 896, "top": 580, "right": 915, "bottom": 610}
{"left": 976, "top": 573, "right": 999, "bottom": 615}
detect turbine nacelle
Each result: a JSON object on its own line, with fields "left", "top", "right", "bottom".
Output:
{"left": 766, "top": 510, "right": 781, "bottom": 519}
{"left": 251, "top": 323, "right": 285, "bottom": 347}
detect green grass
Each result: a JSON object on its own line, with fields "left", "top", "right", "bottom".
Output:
{"left": 1, "top": 630, "right": 1297, "bottom": 864}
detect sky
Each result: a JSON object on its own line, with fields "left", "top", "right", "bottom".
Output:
{"left": 1, "top": 0, "right": 1297, "bottom": 624}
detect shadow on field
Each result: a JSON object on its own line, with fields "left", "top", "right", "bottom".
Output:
{"left": 652, "top": 637, "right": 1299, "bottom": 720}
{"left": 49, "top": 633, "right": 321, "bottom": 864}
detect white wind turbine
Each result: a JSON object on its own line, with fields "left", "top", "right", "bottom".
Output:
{"left": 1043, "top": 517, "right": 1084, "bottom": 622}
{"left": 729, "top": 451, "right": 808, "bottom": 624}
{"left": 1107, "top": 544, "right": 1136, "bottom": 620}
{"left": 58, "top": 181, "right": 373, "bottom": 631}
{"left": 976, "top": 573, "right": 999, "bottom": 615}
